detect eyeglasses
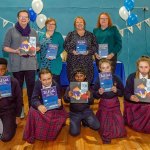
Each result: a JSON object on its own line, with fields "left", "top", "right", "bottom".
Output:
{"left": 47, "top": 23, "right": 56, "bottom": 26}
{"left": 19, "top": 16, "right": 29, "bottom": 19}
{"left": 100, "top": 18, "right": 108, "bottom": 21}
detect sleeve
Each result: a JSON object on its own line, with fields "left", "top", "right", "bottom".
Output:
{"left": 87, "top": 33, "right": 98, "bottom": 55}
{"left": 57, "top": 33, "right": 64, "bottom": 57}
{"left": 31, "top": 81, "right": 42, "bottom": 109}
{"left": 13, "top": 78, "right": 23, "bottom": 117}
{"left": 63, "top": 86, "right": 71, "bottom": 103}
{"left": 88, "top": 88, "right": 94, "bottom": 105}
{"left": 112, "top": 26, "right": 122, "bottom": 55}
{"left": 124, "top": 74, "right": 134, "bottom": 101}
{"left": 92, "top": 78, "right": 101, "bottom": 99}
{"left": 3, "top": 28, "right": 12, "bottom": 48}
{"left": 114, "top": 75, "right": 124, "bottom": 97}
{"left": 64, "top": 32, "right": 75, "bottom": 54}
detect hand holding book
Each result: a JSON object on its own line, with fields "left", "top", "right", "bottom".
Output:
{"left": 38, "top": 105, "right": 47, "bottom": 114}
{"left": 130, "top": 95, "right": 140, "bottom": 102}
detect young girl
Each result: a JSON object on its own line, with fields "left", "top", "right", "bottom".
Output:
{"left": 92, "top": 58, "right": 126, "bottom": 144}
{"left": 64, "top": 68, "right": 100, "bottom": 136}
{"left": 124, "top": 56, "right": 150, "bottom": 133}
{"left": 23, "top": 68, "right": 68, "bottom": 143}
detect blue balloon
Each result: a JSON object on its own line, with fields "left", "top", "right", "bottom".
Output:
{"left": 28, "top": 8, "right": 37, "bottom": 22}
{"left": 127, "top": 13, "right": 138, "bottom": 26}
{"left": 124, "top": 0, "right": 134, "bottom": 11}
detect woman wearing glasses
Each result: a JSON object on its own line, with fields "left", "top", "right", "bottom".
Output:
{"left": 93, "top": 12, "right": 122, "bottom": 73}
{"left": 39, "top": 18, "right": 64, "bottom": 86}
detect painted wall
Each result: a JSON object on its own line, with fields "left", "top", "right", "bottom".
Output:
{"left": 0, "top": 0, "right": 150, "bottom": 78}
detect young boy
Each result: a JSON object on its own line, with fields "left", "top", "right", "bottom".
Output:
{"left": 64, "top": 68, "right": 100, "bottom": 136}
{"left": 0, "top": 58, "right": 22, "bottom": 142}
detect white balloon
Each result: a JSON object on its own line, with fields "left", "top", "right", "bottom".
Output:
{"left": 36, "top": 14, "right": 47, "bottom": 29}
{"left": 119, "top": 6, "right": 129, "bottom": 21}
{"left": 32, "top": 0, "right": 43, "bottom": 14}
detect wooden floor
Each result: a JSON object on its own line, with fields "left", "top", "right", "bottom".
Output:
{"left": 0, "top": 89, "right": 150, "bottom": 150}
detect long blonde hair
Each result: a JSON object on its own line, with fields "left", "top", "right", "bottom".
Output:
{"left": 135, "top": 56, "right": 150, "bottom": 78}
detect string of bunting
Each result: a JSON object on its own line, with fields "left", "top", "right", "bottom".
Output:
{"left": 0, "top": 16, "right": 149, "bottom": 37}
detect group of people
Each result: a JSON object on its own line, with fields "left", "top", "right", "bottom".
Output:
{"left": 0, "top": 9, "right": 149, "bottom": 145}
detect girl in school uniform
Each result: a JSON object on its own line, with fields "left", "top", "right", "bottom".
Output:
{"left": 92, "top": 58, "right": 126, "bottom": 144}
{"left": 23, "top": 68, "right": 68, "bottom": 143}
{"left": 124, "top": 56, "right": 150, "bottom": 133}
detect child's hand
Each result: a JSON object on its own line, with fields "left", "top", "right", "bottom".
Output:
{"left": 68, "top": 91, "right": 73, "bottom": 97}
{"left": 86, "top": 91, "right": 90, "bottom": 97}
{"left": 98, "top": 88, "right": 104, "bottom": 95}
{"left": 58, "top": 99, "right": 62, "bottom": 106}
{"left": 130, "top": 95, "right": 140, "bottom": 102}
{"left": 111, "top": 86, "right": 117, "bottom": 93}
{"left": 38, "top": 105, "right": 47, "bottom": 114}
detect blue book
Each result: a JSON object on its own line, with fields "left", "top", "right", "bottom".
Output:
{"left": 41, "top": 86, "right": 59, "bottom": 110}
{"left": 98, "top": 44, "right": 108, "bottom": 58}
{"left": 70, "top": 82, "right": 88, "bottom": 103}
{"left": 76, "top": 40, "right": 87, "bottom": 54}
{"left": 99, "top": 72, "right": 113, "bottom": 92}
{"left": 46, "top": 44, "right": 58, "bottom": 59}
{"left": 134, "top": 79, "right": 150, "bottom": 103}
{"left": 0, "top": 76, "right": 12, "bottom": 98}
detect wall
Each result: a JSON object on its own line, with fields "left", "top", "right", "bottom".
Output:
{"left": 0, "top": 0, "right": 150, "bottom": 78}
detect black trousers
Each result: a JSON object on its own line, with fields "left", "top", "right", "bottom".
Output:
{"left": 0, "top": 112, "right": 16, "bottom": 142}
{"left": 13, "top": 70, "right": 36, "bottom": 107}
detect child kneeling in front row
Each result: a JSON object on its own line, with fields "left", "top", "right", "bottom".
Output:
{"left": 23, "top": 68, "right": 68, "bottom": 143}
{"left": 64, "top": 68, "right": 100, "bottom": 136}
{"left": 92, "top": 58, "right": 126, "bottom": 144}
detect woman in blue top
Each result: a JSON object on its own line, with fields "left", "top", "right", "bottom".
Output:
{"left": 93, "top": 12, "right": 122, "bottom": 73}
{"left": 39, "top": 18, "right": 64, "bottom": 85}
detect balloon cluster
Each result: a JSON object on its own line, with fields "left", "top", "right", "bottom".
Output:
{"left": 28, "top": 0, "right": 47, "bottom": 29}
{"left": 119, "top": 0, "right": 138, "bottom": 26}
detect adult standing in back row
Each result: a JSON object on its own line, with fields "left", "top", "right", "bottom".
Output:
{"left": 93, "top": 12, "right": 122, "bottom": 73}
{"left": 64, "top": 16, "right": 98, "bottom": 84}
{"left": 3, "top": 10, "right": 40, "bottom": 111}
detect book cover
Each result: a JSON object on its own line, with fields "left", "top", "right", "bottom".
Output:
{"left": 0, "top": 76, "right": 12, "bottom": 98}
{"left": 76, "top": 40, "right": 87, "bottom": 54}
{"left": 20, "top": 37, "right": 36, "bottom": 56}
{"left": 134, "top": 79, "right": 150, "bottom": 103}
{"left": 46, "top": 44, "right": 58, "bottom": 59}
{"left": 98, "top": 44, "right": 108, "bottom": 58}
{"left": 99, "top": 72, "right": 113, "bottom": 92}
{"left": 41, "top": 86, "right": 59, "bottom": 110}
{"left": 28, "top": 37, "right": 36, "bottom": 56}
{"left": 70, "top": 82, "right": 88, "bottom": 103}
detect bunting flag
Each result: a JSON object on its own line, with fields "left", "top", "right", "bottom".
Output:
{"left": 0, "top": 16, "right": 149, "bottom": 37}
{"left": 119, "top": 29, "right": 124, "bottom": 37}
{"left": 145, "top": 18, "right": 150, "bottom": 27}
{"left": 127, "top": 26, "right": 133, "bottom": 33}
{"left": 3, "top": 19, "right": 9, "bottom": 27}
{"left": 136, "top": 22, "right": 142, "bottom": 30}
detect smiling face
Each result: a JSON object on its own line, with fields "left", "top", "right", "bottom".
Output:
{"left": 138, "top": 61, "right": 150, "bottom": 77}
{"left": 75, "top": 72, "right": 86, "bottom": 82}
{"left": 17, "top": 11, "right": 29, "bottom": 28}
{"left": 75, "top": 18, "right": 85, "bottom": 31}
{"left": 46, "top": 20, "right": 56, "bottom": 32}
{"left": 0, "top": 64, "right": 7, "bottom": 76}
{"left": 99, "top": 62, "right": 112, "bottom": 73}
{"left": 99, "top": 14, "right": 109, "bottom": 28}
{"left": 40, "top": 73, "right": 53, "bottom": 87}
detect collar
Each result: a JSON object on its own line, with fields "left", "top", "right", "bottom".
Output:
{"left": 139, "top": 73, "right": 148, "bottom": 79}
{"left": 42, "top": 83, "right": 52, "bottom": 89}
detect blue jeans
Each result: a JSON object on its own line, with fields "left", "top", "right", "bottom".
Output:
{"left": 69, "top": 109, "right": 100, "bottom": 136}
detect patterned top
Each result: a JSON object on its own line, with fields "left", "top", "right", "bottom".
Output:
{"left": 64, "top": 30, "right": 98, "bottom": 83}
{"left": 39, "top": 31, "right": 64, "bottom": 75}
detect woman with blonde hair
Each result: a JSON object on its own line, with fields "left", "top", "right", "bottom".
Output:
{"left": 64, "top": 16, "right": 98, "bottom": 84}
{"left": 124, "top": 56, "right": 150, "bottom": 133}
